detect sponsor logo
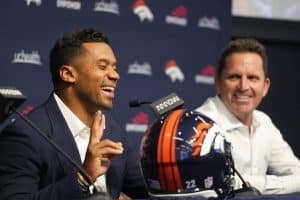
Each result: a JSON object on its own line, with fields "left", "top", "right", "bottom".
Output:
{"left": 56, "top": 0, "right": 81, "bottom": 10}
{"left": 165, "top": 5, "right": 188, "bottom": 27}
{"left": 164, "top": 59, "right": 185, "bottom": 83}
{"left": 195, "top": 64, "right": 215, "bottom": 85}
{"left": 12, "top": 50, "right": 42, "bottom": 66}
{"left": 25, "top": 0, "right": 42, "bottom": 6}
{"left": 132, "top": 0, "right": 154, "bottom": 22}
{"left": 155, "top": 96, "right": 181, "bottom": 112}
{"left": 198, "top": 16, "right": 220, "bottom": 30}
{"left": 0, "top": 88, "right": 23, "bottom": 97}
{"left": 94, "top": 0, "right": 120, "bottom": 15}
{"left": 125, "top": 112, "right": 149, "bottom": 132}
{"left": 128, "top": 61, "right": 152, "bottom": 76}
{"left": 19, "top": 105, "right": 34, "bottom": 116}
{"left": 10, "top": 105, "right": 34, "bottom": 123}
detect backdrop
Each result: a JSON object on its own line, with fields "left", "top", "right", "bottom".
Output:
{"left": 0, "top": 0, "right": 231, "bottom": 150}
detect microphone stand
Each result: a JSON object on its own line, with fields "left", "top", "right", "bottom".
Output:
{"left": 233, "top": 167, "right": 261, "bottom": 196}
{"left": 10, "top": 107, "right": 109, "bottom": 200}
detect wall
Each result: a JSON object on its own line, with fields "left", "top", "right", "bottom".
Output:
{"left": 0, "top": 1, "right": 231, "bottom": 150}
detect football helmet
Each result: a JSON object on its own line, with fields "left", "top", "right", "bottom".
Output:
{"left": 140, "top": 109, "right": 234, "bottom": 199}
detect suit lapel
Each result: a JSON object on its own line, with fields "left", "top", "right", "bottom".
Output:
{"left": 44, "top": 95, "right": 82, "bottom": 171}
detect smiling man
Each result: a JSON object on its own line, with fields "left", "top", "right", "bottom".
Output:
{"left": 0, "top": 28, "right": 147, "bottom": 200}
{"left": 195, "top": 38, "right": 300, "bottom": 194}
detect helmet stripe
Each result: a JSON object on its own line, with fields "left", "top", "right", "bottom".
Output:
{"left": 157, "top": 109, "right": 184, "bottom": 191}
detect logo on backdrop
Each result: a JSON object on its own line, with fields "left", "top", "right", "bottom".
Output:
{"left": 94, "top": 0, "right": 120, "bottom": 15}
{"left": 132, "top": 0, "right": 154, "bottom": 22}
{"left": 198, "top": 16, "right": 220, "bottom": 30}
{"left": 194, "top": 64, "right": 215, "bottom": 85}
{"left": 12, "top": 50, "right": 42, "bottom": 66}
{"left": 56, "top": 0, "right": 81, "bottom": 10}
{"left": 25, "top": 0, "right": 42, "bottom": 6}
{"left": 164, "top": 59, "right": 185, "bottom": 83}
{"left": 128, "top": 61, "right": 152, "bottom": 76}
{"left": 125, "top": 112, "right": 149, "bottom": 132}
{"left": 165, "top": 5, "right": 188, "bottom": 27}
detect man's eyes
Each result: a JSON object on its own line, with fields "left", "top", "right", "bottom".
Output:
{"left": 97, "top": 64, "right": 106, "bottom": 69}
{"left": 227, "top": 74, "right": 240, "bottom": 79}
{"left": 226, "top": 74, "right": 260, "bottom": 81}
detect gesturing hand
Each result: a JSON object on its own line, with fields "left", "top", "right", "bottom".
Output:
{"left": 83, "top": 110, "right": 124, "bottom": 181}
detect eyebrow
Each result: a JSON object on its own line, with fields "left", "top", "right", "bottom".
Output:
{"left": 96, "top": 58, "right": 117, "bottom": 66}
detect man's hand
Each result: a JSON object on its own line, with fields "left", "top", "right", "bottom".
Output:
{"left": 83, "top": 110, "right": 124, "bottom": 181}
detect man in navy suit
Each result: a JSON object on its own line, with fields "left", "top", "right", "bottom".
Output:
{"left": 0, "top": 28, "right": 148, "bottom": 199}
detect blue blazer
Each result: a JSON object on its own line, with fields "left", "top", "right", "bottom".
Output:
{"left": 0, "top": 95, "right": 148, "bottom": 200}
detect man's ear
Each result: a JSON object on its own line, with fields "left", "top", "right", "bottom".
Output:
{"left": 263, "top": 78, "right": 271, "bottom": 97}
{"left": 214, "top": 77, "right": 221, "bottom": 95}
{"left": 59, "top": 65, "right": 77, "bottom": 84}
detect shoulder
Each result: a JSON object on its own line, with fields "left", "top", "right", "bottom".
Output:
{"left": 195, "top": 96, "right": 218, "bottom": 112}
{"left": 194, "top": 96, "right": 223, "bottom": 122}
{"left": 253, "top": 109, "right": 273, "bottom": 124}
{"left": 0, "top": 101, "right": 51, "bottom": 140}
{"left": 253, "top": 110, "right": 282, "bottom": 138}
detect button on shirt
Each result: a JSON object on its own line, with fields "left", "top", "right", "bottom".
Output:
{"left": 195, "top": 96, "right": 300, "bottom": 194}
{"left": 54, "top": 93, "right": 107, "bottom": 193}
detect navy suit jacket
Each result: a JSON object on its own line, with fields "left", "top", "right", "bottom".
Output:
{"left": 0, "top": 95, "right": 148, "bottom": 200}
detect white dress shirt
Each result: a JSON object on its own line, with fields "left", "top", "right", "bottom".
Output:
{"left": 195, "top": 95, "right": 300, "bottom": 194}
{"left": 54, "top": 93, "right": 107, "bottom": 192}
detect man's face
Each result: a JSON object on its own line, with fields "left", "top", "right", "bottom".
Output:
{"left": 72, "top": 42, "right": 119, "bottom": 111}
{"left": 215, "top": 52, "right": 270, "bottom": 124}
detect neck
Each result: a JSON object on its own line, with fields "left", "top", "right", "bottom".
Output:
{"left": 56, "top": 90, "right": 95, "bottom": 127}
{"left": 237, "top": 114, "right": 252, "bottom": 127}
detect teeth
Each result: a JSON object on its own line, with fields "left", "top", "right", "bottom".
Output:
{"left": 237, "top": 95, "right": 249, "bottom": 99}
{"left": 234, "top": 94, "right": 250, "bottom": 100}
{"left": 102, "top": 86, "right": 115, "bottom": 92}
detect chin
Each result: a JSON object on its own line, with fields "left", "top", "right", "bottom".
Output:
{"left": 102, "top": 104, "right": 113, "bottom": 110}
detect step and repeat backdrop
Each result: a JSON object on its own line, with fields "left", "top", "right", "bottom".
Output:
{"left": 0, "top": 0, "right": 231, "bottom": 150}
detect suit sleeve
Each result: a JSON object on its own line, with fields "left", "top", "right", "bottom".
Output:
{"left": 0, "top": 125, "right": 85, "bottom": 200}
{"left": 235, "top": 123, "right": 300, "bottom": 194}
{"left": 121, "top": 134, "right": 148, "bottom": 198}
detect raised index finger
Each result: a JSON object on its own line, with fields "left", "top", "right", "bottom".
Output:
{"left": 89, "top": 110, "right": 106, "bottom": 145}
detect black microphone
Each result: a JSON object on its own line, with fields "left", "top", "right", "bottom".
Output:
{"left": 128, "top": 100, "right": 152, "bottom": 108}
{"left": 129, "top": 93, "right": 185, "bottom": 118}
{"left": 0, "top": 86, "right": 108, "bottom": 199}
{"left": 0, "top": 86, "right": 26, "bottom": 123}
{"left": 150, "top": 93, "right": 184, "bottom": 117}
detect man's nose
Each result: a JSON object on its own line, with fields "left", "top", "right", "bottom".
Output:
{"left": 108, "top": 68, "right": 120, "bottom": 81}
{"left": 239, "top": 76, "right": 249, "bottom": 90}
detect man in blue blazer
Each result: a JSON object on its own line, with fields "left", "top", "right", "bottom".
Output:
{"left": 0, "top": 28, "right": 148, "bottom": 200}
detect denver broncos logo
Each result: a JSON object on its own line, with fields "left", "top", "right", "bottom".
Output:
{"left": 164, "top": 59, "right": 185, "bottom": 83}
{"left": 132, "top": 0, "right": 154, "bottom": 22}
{"left": 190, "top": 122, "right": 212, "bottom": 156}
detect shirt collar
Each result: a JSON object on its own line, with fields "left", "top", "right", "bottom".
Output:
{"left": 53, "top": 93, "right": 89, "bottom": 138}
{"left": 214, "top": 95, "right": 260, "bottom": 131}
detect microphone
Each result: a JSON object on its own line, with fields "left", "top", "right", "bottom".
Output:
{"left": 150, "top": 93, "right": 184, "bottom": 117}
{"left": 129, "top": 93, "right": 184, "bottom": 118}
{"left": 0, "top": 86, "right": 108, "bottom": 199}
{"left": 0, "top": 86, "right": 26, "bottom": 123}
{"left": 128, "top": 100, "right": 152, "bottom": 108}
